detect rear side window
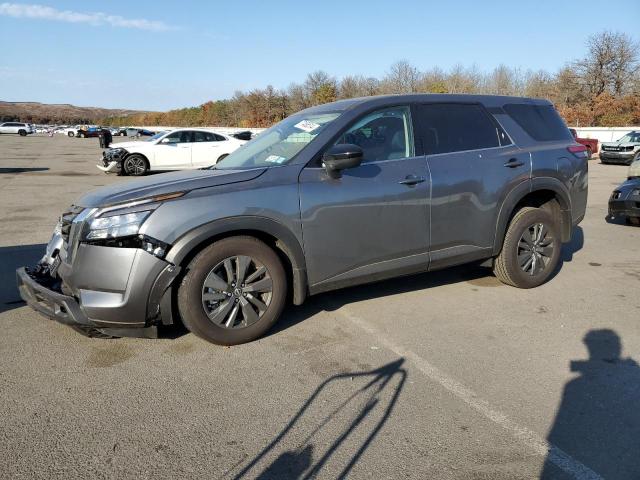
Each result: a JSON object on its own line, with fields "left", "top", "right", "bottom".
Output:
{"left": 415, "top": 103, "right": 500, "bottom": 155}
{"left": 503, "top": 104, "right": 571, "bottom": 142}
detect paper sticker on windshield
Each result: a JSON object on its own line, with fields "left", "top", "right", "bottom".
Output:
{"left": 294, "top": 120, "right": 320, "bottom": 133}
{"left": 265, "top": 155, "right": 287, "bottom": 164}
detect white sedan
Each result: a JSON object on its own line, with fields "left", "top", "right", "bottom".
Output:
{"left": 97, "top": 128, "right": 247, "bottom": 175}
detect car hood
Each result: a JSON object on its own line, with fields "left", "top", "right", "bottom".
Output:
{"left": 602, "top": 141, "right": 639, "bottom": 148}
{"left": 77, "top": 168, "right": 266, "bottom": 208}
{"left": 109, "top": 141, "right": 152, "bottom": 150}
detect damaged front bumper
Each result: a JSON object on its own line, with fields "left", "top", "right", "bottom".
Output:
{"left": 608, "top": 181, "right": 640, "bottom": 220}
{"left": 96, "top": 160, "right": 120, "bottom": 173}
{"left": 97, "top": 148, "right": 126, "bottom": 174}
{"left": 16, "top": 244, "right": 181, "bottom": 338}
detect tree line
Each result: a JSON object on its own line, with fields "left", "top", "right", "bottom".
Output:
{"left": 103, "top": 31, "right": 639, "bottom": 128}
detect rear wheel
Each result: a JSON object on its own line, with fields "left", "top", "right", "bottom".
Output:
{"left": 123, "top": 154, "right": 148, "bottom": 176}
{"left": 585, "top": 146, "right": 592, "bottom": 159}
{"left": 178, "top": 236, "right": 287, "bottom": 345}
{"left": 493, "top": 207, "right": 561, "bottom": 288}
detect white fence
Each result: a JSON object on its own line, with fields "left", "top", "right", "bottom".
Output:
{"left": 573, "top": 127, "right": 638, "bottom": 147}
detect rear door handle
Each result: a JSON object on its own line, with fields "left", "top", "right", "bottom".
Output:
{"left": 399, "top": 175, "right": 426, "bottom": 186}
{"left": 504, "top": 158, "right": 525, "bottom": 168}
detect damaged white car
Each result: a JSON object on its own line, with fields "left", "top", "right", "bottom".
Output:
{"left": 97, "top": 129, "right": 246, "bottom": 176}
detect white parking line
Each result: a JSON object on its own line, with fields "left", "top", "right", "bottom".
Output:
{"left": 339, "top": 307, "right": 603, "bottom": 480}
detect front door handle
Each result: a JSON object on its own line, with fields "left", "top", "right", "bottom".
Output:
{"left": 399, "top": 175, "right": 426, "bottom": 186}
{"left": 504, "top": 158, "right": 525, "bottom": 168}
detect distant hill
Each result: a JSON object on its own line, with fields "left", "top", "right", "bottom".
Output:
{"left": 0, "top": 101, "right": 152, "bottom": 124}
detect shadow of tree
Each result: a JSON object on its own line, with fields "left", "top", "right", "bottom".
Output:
{"left": 231, "top": 359, "right": 407, "bottom": 479}
{"left": 541, "top": 329, "right": 640, "bottom": 479}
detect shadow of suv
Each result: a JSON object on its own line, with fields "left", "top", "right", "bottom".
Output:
{"left": 17, "top": 94, "right": 588, "bottom": 345}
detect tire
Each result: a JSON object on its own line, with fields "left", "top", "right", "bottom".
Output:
{"left": 68, "top": 131, "right": 75, "bottom": 137}
{"left": 18, "top": 129, "right": 26, "bottom": 136}
{"left": 585, "top": 146, "right": 592, "bottom": 159}
{"left": 628, "top": 217, "right": 640, "bottom": 226}
{"left": 178, "top": 236, "right": 287, "bottom": 345}
{"left": 70, "top": 325, "right": 119, "bottom": 339}
{"left": 122, "top": 154, "right": 148, "bottom": 176}
{"left": 217, "top": 154, "right": 229, "bottom": 163}
{"left": 78, "top": 132, "right": 85, "bottom": 138}
{"left": 493, "top": 207, "right": 561, "bottom": 288}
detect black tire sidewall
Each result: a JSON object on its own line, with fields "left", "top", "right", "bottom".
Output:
{"left": 178, "top": 237, "right": 287, "bottom": 345}
{"left": 18, "top": 130, "right": 26, "bottom": 136}
{"left": 502, "top": 209, "right": 561, "bottom": 288}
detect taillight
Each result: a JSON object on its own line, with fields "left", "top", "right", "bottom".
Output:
{"left": 567, "top": 145, "right": 588, "bottom": 159}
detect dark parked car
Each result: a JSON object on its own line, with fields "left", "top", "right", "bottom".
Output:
{"left": 600, "top": 131, "right": 640, "bottom": 165}
{"left": 569, "top": 128, "right": 598, "bottom": 159}
{"left": 17, "top": 94, "right": 588, "bottom": 345}
{"left": 76, "top": 127, "right": 102, "bottom": 138}
{"left": 609, "top": 161, "right": 640, "bottom": 225}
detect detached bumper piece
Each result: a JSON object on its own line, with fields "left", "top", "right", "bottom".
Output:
{"left": 16, "top": 267, "right": 160, "bottom": 338}
{"left": 17, "top": 267, "right": 90, "bottom": 326}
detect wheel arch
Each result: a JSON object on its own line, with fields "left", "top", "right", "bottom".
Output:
{"left": 166, "top": 216, "right": 308, "bottom": 306}
{"left": 493, "top": 178, "right": 572, "bottom": 255}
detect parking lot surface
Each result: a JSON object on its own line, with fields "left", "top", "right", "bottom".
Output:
{"left": 1, "top": 134, "right": 639, "bottom": 479}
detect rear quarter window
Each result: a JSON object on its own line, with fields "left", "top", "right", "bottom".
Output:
{"left": 503, "top": 104, "right": 571, "bottom": 142}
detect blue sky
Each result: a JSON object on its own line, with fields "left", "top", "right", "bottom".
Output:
{"left": 1, "top": 0, "right": 638, "bottom": 111}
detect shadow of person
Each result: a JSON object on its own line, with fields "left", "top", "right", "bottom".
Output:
{"left": 232, "top": 359, "right": 407, "bottom": 479}
{"left": 541, "top": 329, "right": 640, "bottom": 479}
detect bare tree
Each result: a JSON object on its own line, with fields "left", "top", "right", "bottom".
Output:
{"left": 575, "top": 31, "right": 639, "bottom": 96}
{"left": 381, "top": 60, "right": 420, "bottom": 94}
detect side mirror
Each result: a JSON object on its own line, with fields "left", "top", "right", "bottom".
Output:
{"left": 322, "top": 144, "right": 363, "bottom": 178}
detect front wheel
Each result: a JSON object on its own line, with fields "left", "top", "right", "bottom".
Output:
{"left": 68, "top": 131, "right": 75, "bottom": 137}
{"left": 628, "top": 216, "right": 640, "bottom": 226}
{"left": 18, "top": 129, "right": 27, "bottom": 136}
{"left": 123, "top": 154, "right": 148, "bottom": 176}
{"left": 493, "top": 207, "right": 561, "bottom": 288}
{"left": 178, "top": 236, "right": 287, "bottom": 345}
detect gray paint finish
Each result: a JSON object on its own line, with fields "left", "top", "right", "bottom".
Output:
{"left": 19, "top": 94, "right": 588, "bottom": 329}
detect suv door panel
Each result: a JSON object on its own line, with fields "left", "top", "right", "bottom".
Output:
{"left": 299, "top": 105, "right": 430, "bottom": 288}
{"left": 299, "top": 158, "right": 430, "bottom": 288}
{"left": 414, "top": 103, "right": 531, "bottom": 267}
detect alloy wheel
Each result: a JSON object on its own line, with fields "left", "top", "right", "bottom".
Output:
{"left": 125, "top": 157, "right": 146, "bottom": 175}
{"left": 201, "top": 255, "right": 272, "bottom": 329}
{"left": 518, "top": 223, "right": 554, "bottom": 276}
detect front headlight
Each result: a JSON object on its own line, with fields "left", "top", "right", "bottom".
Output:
{"left": 85, "top": 211, "right": 151, "bottom": 240}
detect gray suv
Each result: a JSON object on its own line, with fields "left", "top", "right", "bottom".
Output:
{"left": 600, "top": 131, "right": 640, "bottom": 165}
{"left": 17, "top": 95, "right": 588, "bottom": 345}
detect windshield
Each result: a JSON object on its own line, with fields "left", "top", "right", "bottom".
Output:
{"left": 616, "top": 132, "right": 640, "bottom": 143}
{"left": 214, "top": 112, "right": 341, "bottom": 169}
{"left": 148, "top": 131, "right": 167, "bottom": 142}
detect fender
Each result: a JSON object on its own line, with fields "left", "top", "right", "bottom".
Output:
{"left": 165, "top": 216, "right": 308, "bottom": 305}
{"left": 493, "top": 177, "right": 572, "bottom": 255}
